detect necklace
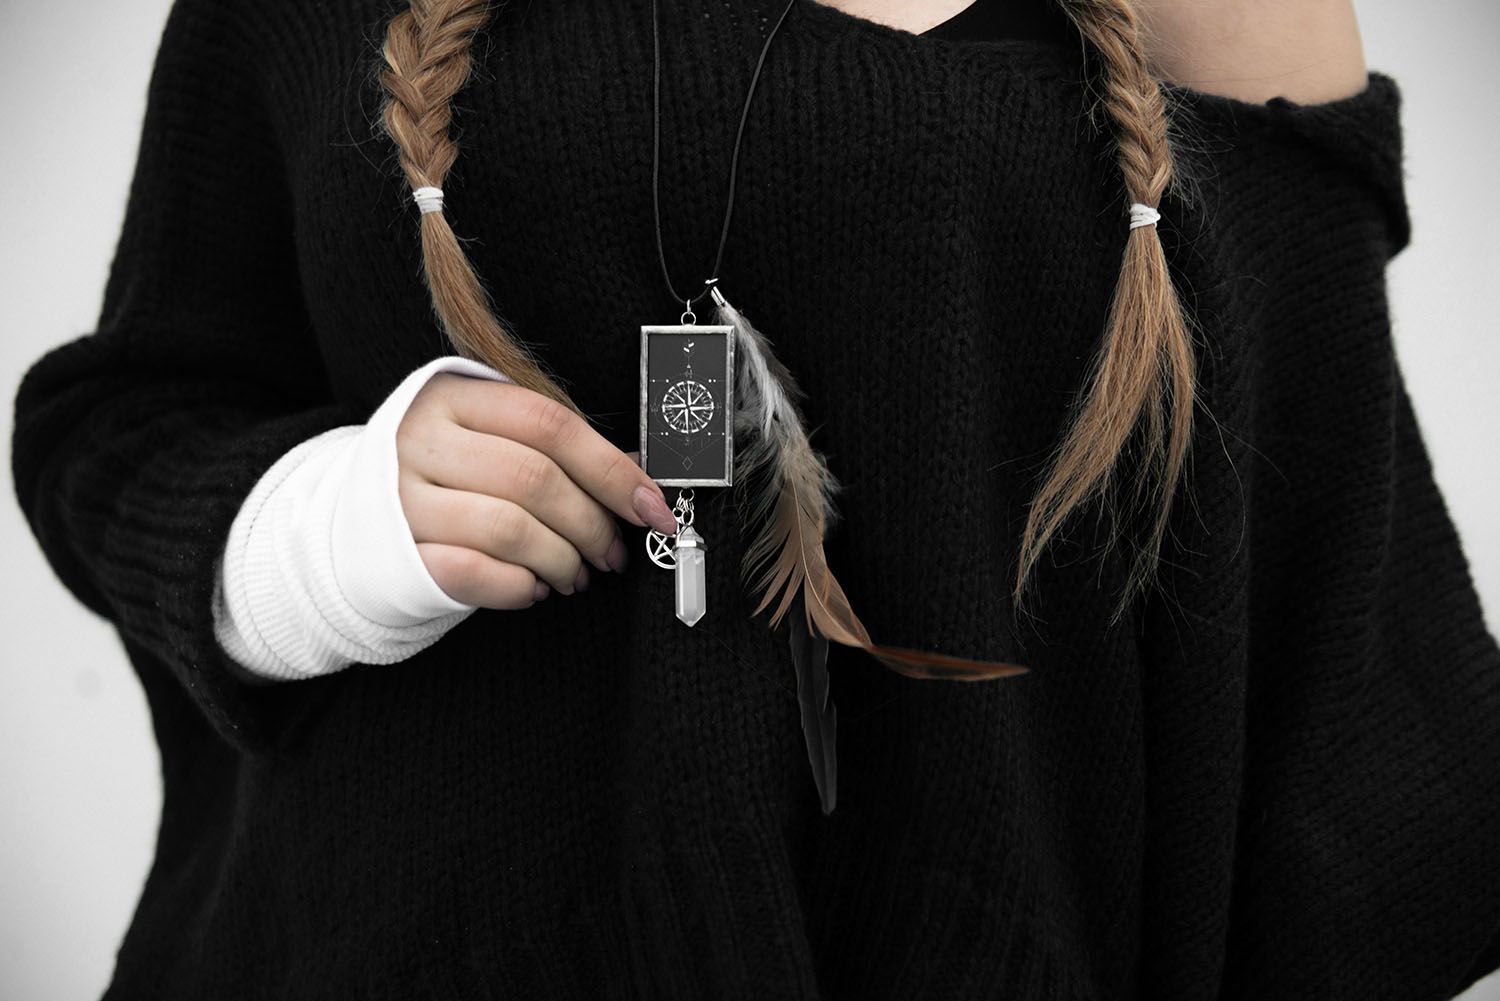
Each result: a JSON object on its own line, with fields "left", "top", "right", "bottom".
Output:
{"left": 634, "top": 0, "right": 1025, "bottom": 815}
{"left": 391, "top": 0, "right": 1027, "bottom": 815}
{"left": 638, "top": 0, "right": 799, "bottom": 629}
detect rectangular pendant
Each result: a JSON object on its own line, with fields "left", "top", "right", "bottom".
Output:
{"left": 639, "top": 324, "right": 735, "bottom": 487}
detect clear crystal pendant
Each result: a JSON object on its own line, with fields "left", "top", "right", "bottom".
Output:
{"left": 673, "top": 525, "right": 706, "bottom": 627}
{"left": 645, "top": 488, "right": 708, "bottom": 628}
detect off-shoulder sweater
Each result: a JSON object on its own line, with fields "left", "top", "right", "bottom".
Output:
{"left": 12, "top": 0, "right": 1500, "bottom": 997}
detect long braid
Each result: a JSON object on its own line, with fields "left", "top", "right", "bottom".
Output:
{"left": 381, "top": 0, "right": 584, "bottom": 418}
{"left": 380, "top": 0, "right": 1194, "bottom": 618}
{"left": 1016, "top": 0, "right": 1197, "bottom": 621}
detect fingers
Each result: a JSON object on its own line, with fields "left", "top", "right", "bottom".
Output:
{"left": 395, "top": 375, "right": 672, "bottom": 613}
{"left": 409, "top": 425, "right": 623, "bottom": 575}
{"left": 435, "top": 376, "right": 679, "bottom": 535}
{"left": 403, "top": 479, "right": 593, "bottom": 595}
{"left": 416, "top": 542, "right": 551, "bottom": 610}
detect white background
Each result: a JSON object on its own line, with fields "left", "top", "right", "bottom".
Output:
{"left": 2, "top": 0, "right": 1497, "bottom": 997}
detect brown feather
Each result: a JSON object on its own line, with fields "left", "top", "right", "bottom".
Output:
{"left": 759, "top": 447, "right": 1028, "bottom": 680}
{"left": 720, "top": 289, "right": 1029, "bottom": 682}
{"left": 868, "top": 647, "right": 1030, "bottom": 681}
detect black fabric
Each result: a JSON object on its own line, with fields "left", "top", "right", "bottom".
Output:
{"left": 920, "top": 0, "right": 1074, "bottom": 44}
{"left": 12, "top": 0, "right": 1500, "bottom": 998}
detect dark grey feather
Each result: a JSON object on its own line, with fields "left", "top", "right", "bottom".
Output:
{"left": 783, "top": 590, "right": 837, "bottom": 815}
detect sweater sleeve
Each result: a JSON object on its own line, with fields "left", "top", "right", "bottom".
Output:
{"left": 1141, "top": 74, "right": 1500, "bottom": 996}
{"left": 10, "top": 0, "right": 362, "bottom": 748}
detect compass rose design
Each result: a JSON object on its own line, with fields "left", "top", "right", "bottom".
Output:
{"left": 659, "top": 378, "right": 716, "bottom": 434}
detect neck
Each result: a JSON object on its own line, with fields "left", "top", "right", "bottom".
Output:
{"left": 804, "top": 0, "right": 981, "bottom": 34}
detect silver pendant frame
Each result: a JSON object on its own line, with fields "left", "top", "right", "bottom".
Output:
{"left": 639, "top": 323, "right": 736, "bottom": 488}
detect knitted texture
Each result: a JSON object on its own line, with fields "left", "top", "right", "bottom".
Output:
{"left": 11, "top": 0, "right": 1500, "bottom": 997}
{"left": 211, "top": 356, "right": 514, "bottom": 681}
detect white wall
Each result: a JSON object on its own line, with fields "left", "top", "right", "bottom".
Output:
{"left": 1, "top": 3, "right": 176, "bottom": 997}
{"left": 1, "top": 1, "right": 1496, "bottom": 997}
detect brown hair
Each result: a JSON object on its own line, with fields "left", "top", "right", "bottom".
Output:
{"left": 379, "top": 0, "right": 1195, "bottom": 620}
{"left": 380, "top": 0, "right": 583, "bottom": 418}
{"left": 1026, "top": 0, "right": 1196, "bottom": 621}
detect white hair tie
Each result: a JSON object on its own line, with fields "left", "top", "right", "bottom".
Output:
{"left": 412, "top": 186, "right": 445, "bottom": 215}
{"left": 1128, "top": 202, "right": 1161, "bottom": 230}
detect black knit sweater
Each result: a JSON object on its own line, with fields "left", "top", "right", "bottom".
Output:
{"left": 12, "top": 0, "right": 1500, "bottom": 997}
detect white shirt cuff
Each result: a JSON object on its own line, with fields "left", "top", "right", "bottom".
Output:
{"left": 212, "top": 356, "right": 515, "bottom": 681}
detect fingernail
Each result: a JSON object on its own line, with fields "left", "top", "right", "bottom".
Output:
{"left": 533, "top": 581, "right": 550, "bottom": 602}
{"left": 633, "top": 484, "right": 678, "bottom": 535}
{"left": 573, "top": 564, "right": 590, "bottom": 593}
{"left": 606, "top": 534, "right": 629, "bottom": 573}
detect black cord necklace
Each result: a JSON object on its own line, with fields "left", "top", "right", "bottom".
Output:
{"left": 635, "top": 0, "right": 1024, "bottom": 816}
{"left": 650, "top": 0, "right": 799, "bottom": 317}
{"left": 640, "top": 0, "right": 799, "bottom": 628}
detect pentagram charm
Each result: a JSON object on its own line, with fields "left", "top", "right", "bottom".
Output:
{"left": 645, "top": 489, "right": 695, "bottom": 569}
{"left": 646, "top": 528, "right": 677, "bottom": 569}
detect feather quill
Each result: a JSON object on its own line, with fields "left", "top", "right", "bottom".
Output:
{"left": 715, "top": 287, "right": 1030, "bottom": 683}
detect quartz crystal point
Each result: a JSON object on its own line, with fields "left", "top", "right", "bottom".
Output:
{"left": 674, "top": 525, "right": 706, "bottom": 627}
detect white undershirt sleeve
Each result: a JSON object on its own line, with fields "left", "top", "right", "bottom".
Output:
{"left": 211, "top": 356, "right": 515, "bottom": 682}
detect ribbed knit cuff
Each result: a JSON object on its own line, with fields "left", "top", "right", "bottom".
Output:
{"left": 213, "top": 357, "right": 516, "bottom": 681}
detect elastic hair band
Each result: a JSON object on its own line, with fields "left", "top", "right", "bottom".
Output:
{"left": 1128, "top": 203, "right": 1161, "bottom": 230}
{"left": 412, "top": 186, "right": 445, "bottom": 215}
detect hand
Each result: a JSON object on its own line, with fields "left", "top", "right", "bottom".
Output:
{"left": 396, "top": 373, "right": 681, "bottom": 609}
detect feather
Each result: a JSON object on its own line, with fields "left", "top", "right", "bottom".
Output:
{"left": 715, "top": 287, "right": 1030, "bottom": 684}
{"left": 781, "top": 589, "right": 836, "bottom": 814}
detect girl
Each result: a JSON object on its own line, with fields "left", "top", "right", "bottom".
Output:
{"left": 13, "top": 0, "right": 1500, "bottom": 996}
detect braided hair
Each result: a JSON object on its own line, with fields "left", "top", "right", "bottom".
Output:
{"left": 380, "top": 0, "right": 583, "bottom": 416}
{"left": 379, "top": 0, "right": 1196, "bottom": 618}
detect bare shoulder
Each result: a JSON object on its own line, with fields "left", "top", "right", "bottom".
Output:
{"left": 1132, "top": 0, "right": 1368, "bottom": 105}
